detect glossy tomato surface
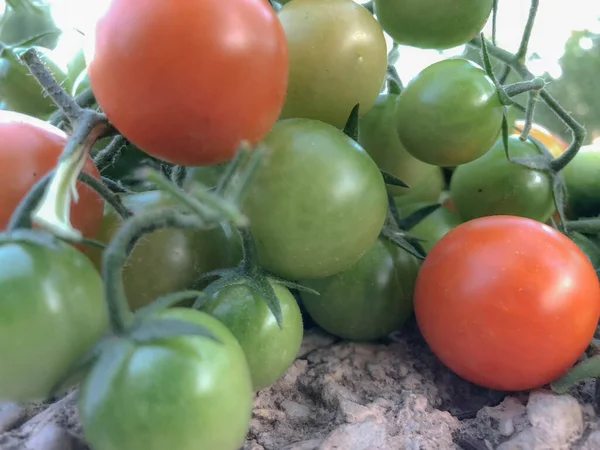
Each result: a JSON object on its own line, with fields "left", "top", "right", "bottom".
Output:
{"left": 300, "top": 237, "right": 421, "bottom": 341}
{"left": 243, "top": 118, "right": 388, "bottom": 279}
{"left": 86, "top": 0, "right": 288, "bottom": 166}
{"left": 278, "top": 0, "right": 387, "bottom": 128}
{"left": 563, "top": 144, "right": 600, "bottom": 219}
{"left": 0, "top": 110, "right": 103, "bottom": 238}
{"left": 78, "top": 308, "right": 253, "bottom": 450}
{"left": 0, "top": 240, "right": 108, "bottom": 403}
{"left": 450, "top": 135, "right": 555, "bottom": 223}
{"left": 374, "top": 0, "right": 493, "bottom": 50}
{"left": 414, "top": 215, "right": 600, "bottom": 391}
{"left": 395, "top": 58, "right": 504, "bottom": 167}
{"left": 200, "top": 280, "right": 303, "bottom": 390}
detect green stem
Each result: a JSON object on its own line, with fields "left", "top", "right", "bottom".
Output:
{"left": 6, "top": 171, "right": 54, "bottom": 231}
{"left": 79, "top": 172, "right": 131, "bottom": 220}
{"left": 565, "top": 219, "right": 600, "bottom": 234}
{"left": 102, "top": 208, "right": 202, "bottom": 334}
{"left": 503, "top": 78, "right": 545, "bottom": 97}
{"left": 516, "top": 0, "right": 540, "bottom": 62}
{"left": 491, "top": 0, "right": 499, "bottom": 45}
{"left": 520, "top": 90, "right": 539, "bottom": 141}
{"left": 238, "top": 226, "right": 259, "bottom": 274}
{"left": 49, "top": 88, "right": 97, "bottom": 127}
{"left": 94, "top": 135, "right": 127, "bottom": 172}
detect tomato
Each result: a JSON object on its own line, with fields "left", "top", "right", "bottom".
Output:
{"left": 512, "top": 120, "right": 567, "bottom": 158}
{"left": 358, "top": 92, "right": 446, "bottom": 199}
{"left": 562, "top": 144, "right": 600, "bottom": 219}
{"left": 395, "top": 58, "right": 504, "bottom": 167}
{"left": 373, "top": 0, "right": 493, "bottom": 50}
{"left": 86, "top": 0, "right": 288, "bottom": 166}
{"left": 78, "top": 308, "right": 253, "bottom": 450}
{"left": 300, "top": 237, "right": 420, "bottom": 341}
{"left": 395, "top": 201, "right": 462, "bottom": 253}
{"left": 0, "top": 110, "right": 103, "bottom": 238}
{"left": 200, "top": 280, "right": 303, "bottom": 390}
{"left": 415, "top": 215, "right": 600, "bottom": 391}
{"left": 278, "top": 0, "right": 387, "bottom": 128}
{"left": 243, "top": 118, "right": 387, "bottom": 280}
{"left": 450, "top": 135, "right": 555, "bottom": 223}
{"left": 0, "top": 239, "right": 108, "bottom": 403}
{"left": 87, "top": 191, "right": 242, "bottom": 310}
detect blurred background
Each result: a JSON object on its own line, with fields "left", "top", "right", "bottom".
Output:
{"left": 3, "top": 0, "right": 600, "bottom": 144}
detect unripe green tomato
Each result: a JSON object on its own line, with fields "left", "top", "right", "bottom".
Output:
{"left": 562, "top": 144, "right": 600, "bottom": 219}
{"left": 277, "top": 0, "right": 388, "bottom": 128}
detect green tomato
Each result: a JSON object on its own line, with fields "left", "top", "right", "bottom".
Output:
{"left": 0, "top": 240, "right": 108, "bottom": 403}
{"left": 243, "top": 118, "right": 388, "bottom": 279}
{"left": 87, "top": 191, "right": 242, "bottom": 310}
{"left": 358, "top": 92, "right": 446, "bottom": 198}
{"left": 570, "top": 232, "right": 600, "bottom": 269}
{"left": 395, "top": 58, "right": 504, "bottom": 167}
{"left": 78, "top": 308, "right": 253, "bottom": 450}
{"left": 562, "top": 144, "right": 600, "bottom": 219}
{"left": 373, "top": 0, "right": 493, "bottom": 50}
{"left": 299, "top": 237, "right": 421, "bottom": 341}
{"left": 450, "top": 135, "right": 555, "bottom": 223}
{"left": 200, "top": 280, "right": 303, "bottom": 390}
{"left": 395, "top": 201, "right": 462, "bottom": 253}
{"left": 278, "top": 0, "right": 388, "bottom": 128}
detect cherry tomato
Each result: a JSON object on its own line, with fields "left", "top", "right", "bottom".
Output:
{"left": 415, "top": 215, "right": 600, "bottom": 391}
{"left": 243, "top": 118, "right": 387, "bottom": 280}
{"left": 86, "top": 0, "right": 288, "bottom": 166}
{"left": 0, "top": 110, "right": 103, "bottom": 238}
{"left": 200, "top": 280, "right": 303, "bottom": 390}
{"left": 373, "top": 0, "right": 493, "bottom": 50}
{"left": 562, "top": 144, "right": 600, "bottom": 219}
{"left": 78, "top": 308, "right": 253, "bottom": 450}
{"left": 0, "top": 240, "right": 108, "bottom": 403}
{"left": 86, "top": 191, "right": 242, "bottom": 310}
{"left": 450, "top": 135, "right": 555, "bottom": 223}
{"left": 395, "top": 201, "right": 462, "bottom": 253}
{"left": 512, "top": 120, "right": 567, "bottom": 158}
{"left": 300, "top": 237, "right": 420, "bottom": 341}
{"left": 278, "top": 0, "right": 387, "bottom": 128}
{"left": 395, "top": 58, "right": 504, "bottom": 167}
{"left": 358, "top": 92, "right": 446, "bottom": 199}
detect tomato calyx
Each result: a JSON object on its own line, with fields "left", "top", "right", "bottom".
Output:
{"left": 379, "top": 196, "right": 430, "bottom": 260}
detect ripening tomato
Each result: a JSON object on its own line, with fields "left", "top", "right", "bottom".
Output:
{"left": 86, "top": 0, "right": 288, "bottom": 166}
{"left": 395, "top": 58, "right": 504, "bottom": 167}
{"left": 562, "top": 144, "right": 600, "bottom": 219}
{"left": 415, "top": 215, "right": 600, "bottom": 391}
{"left": 512, "top": 120, "right": 567, "bottom": 158}
{"left": 278, "top": 0, "right": 388, "bottom": 128}
{"left": 0, "top": 110, "right": 103, "bottom": 238}
{"left": 373, "top": 0, "right": 493, "bottom": 50}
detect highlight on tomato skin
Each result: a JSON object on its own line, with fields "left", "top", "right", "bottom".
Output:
{"left": 413, "top": 215, "right": 600, "bottom": 392}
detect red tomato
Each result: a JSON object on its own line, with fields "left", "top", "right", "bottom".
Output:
{"left": 86, "top": 0, "right": 288, "bottom": 166}
{"left": 414, "top": 215, "right": 600, "bottom": 391}
{"left": 0, "top": 110, "right": 103, "bottom": 238}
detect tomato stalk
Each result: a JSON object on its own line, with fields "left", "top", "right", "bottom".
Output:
{"left": 502, "top": 78, "right": 545, "bottom": 98}
{"left": 93, "top": 135, "right": 127, "bottom": 172}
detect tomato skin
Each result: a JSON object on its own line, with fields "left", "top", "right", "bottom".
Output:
{"left": 200, "top": 280, "right": 303, "bottom": 390}
{"left": 415, "top": 216, "right": 600, "bottom": 391}
{"left": 395, "top": 201, "right": 462, "bottom": 253}
{"left": 450, "top": 135, "right": 555, "bottom": 223}
{"left": 278, "top": 0, "right": 387, "bottom": 128}
{"left": 358, "top": 92, "right": 445, "bottom": 199}
{"left": 512, "top": 120, "right": 567, "bottom": 158}
{"left": 0, "top": 240, "right": 108, "bottom": 403}
{"left": 395, "top": 58, "right": 503, "bottom": 167}
{"left": 78, "top": 308, "right": 253, "bottom": 450}
{"left": 0, "top": 110, "right": 103, "bottom": 238}
{"left": 87, "top": 191, "right": 242, "bottom": 310}
{"left": 562, "top": 144, "right": 600, "bottom": 219}
{"left": 86, "top": 0, "right": 288, "bottom": 166}
{"left": 300, "top": 237, "right": 421, "bottom": 341}
{"left": 373, "top": 0, "right": 493, "bottom": 50}
{"left": 243, "top": 118, "right": 388, "bottom": 280}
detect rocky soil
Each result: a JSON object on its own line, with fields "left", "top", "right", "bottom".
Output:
{"left": 1, "top": 322, "right": 598, "bottom": 450}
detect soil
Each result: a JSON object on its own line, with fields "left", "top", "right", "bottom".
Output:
{"left": 1, "top": 321, "right": 599, "bottom": 450}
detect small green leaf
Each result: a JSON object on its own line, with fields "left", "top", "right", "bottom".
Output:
{"left": 396, "top": 203, "right": 441, "bottom": 231}
{"left": 387, "top": 76, "right": 402, "bottom": 96}
{"left": 343, "top": 104, "right": 360, "bottom": 142}
{"left": 76, "top": 237, "right": 106, "bottom": 250}
{"left": 268, "top": 275, "right": 321, "bottom": 296}
{"left": 380, "top": 227, "right": 427, "bottom": 260}
{"left": 501, "top": 107, "right": 510, "bottom": 161}
{"left": 251, "top": 276, "right": 283, "bottom": 329}
{"left": 550, "top": 355, "right": 600, "bottom": 394}
{"left": 192, "top": 268, "right": 236, "bottom": 288}
{"left": 551, "top": 172, "right": 568, "bottom": 230}
{"left": 193, "top": 273, "right": 248, "bottom": 307}
{"left": 134, "top": 290, "right": 207, "bottom": 324}
{"left": 130, "top": 318, "right": 222, "bottom": 344}
{"left": 381, "top": 169, "right": 410, "bottom": 188}
{"left": 78, "top": 338, "right": 134, "bottom": 420}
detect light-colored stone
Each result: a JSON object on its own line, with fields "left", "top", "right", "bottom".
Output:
{"left": 319, "top": 419, "right": 388, "bottom": 450}
{"left": 25, "top": 423, "right": 84, "bottom": 450}
{"left": 0, "top": 403, "right": 23, "bottom": 433}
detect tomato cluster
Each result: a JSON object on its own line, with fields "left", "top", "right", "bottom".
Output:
{"left": 1, "top": 0, "right": 600, "bottom": 449}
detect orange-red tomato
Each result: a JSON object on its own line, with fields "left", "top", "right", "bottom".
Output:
{"left": 86, "top": 0, "right": 288, "bottom": 166}
{"left": 512, "top": 120, "right": 567, "bottom": 158}
{"left": 0, "top": 110, "right": 103, "bottom": 238}
{"left": 414, "top": 215, "right": 600, "bottom": 391}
